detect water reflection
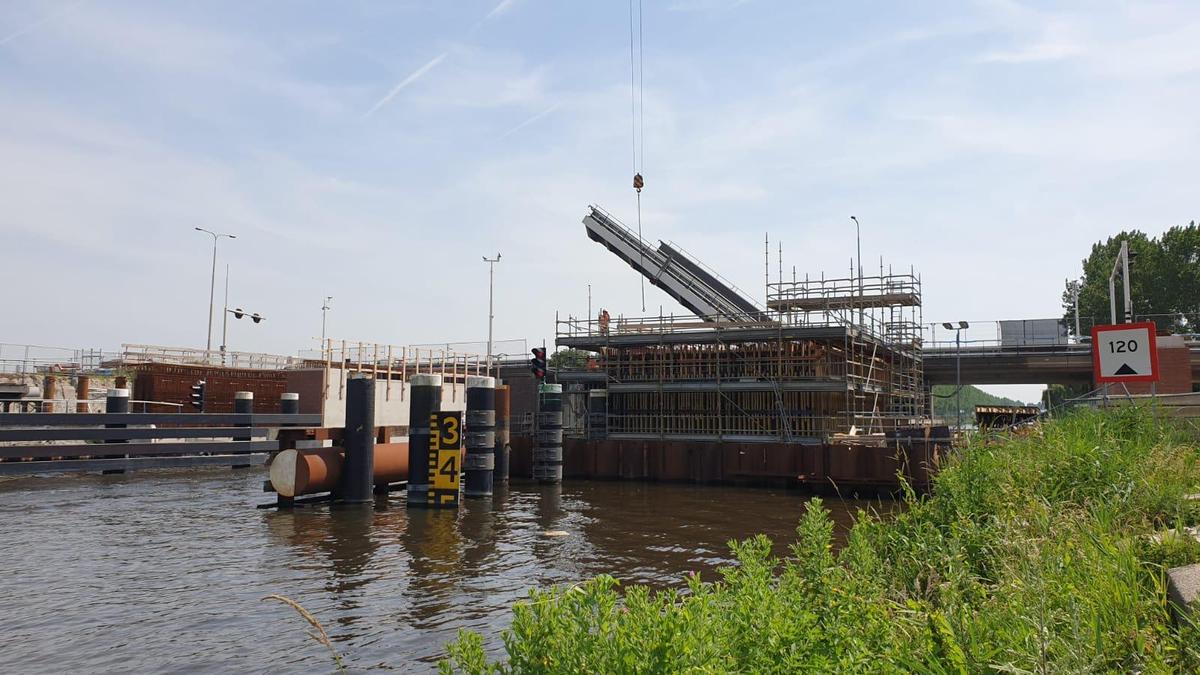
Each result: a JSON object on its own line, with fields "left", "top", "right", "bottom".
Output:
{"left": 1, "top": 470, "right": 891, "bottom": 673}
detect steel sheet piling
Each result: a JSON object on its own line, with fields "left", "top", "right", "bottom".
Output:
{"left": 339, "top": 375, "right": 376, "bottom": 504}
{"left": 407, "top": 373, "right": 442, "bottom": 507}
{"left": 494, "top": 385, "right": 511, "bottom": 482}
{"left": 464, "top": 376, "right": 496, "bottom": 497}
{"left": 534, "top": 383, "right": 564, "bottom": 484}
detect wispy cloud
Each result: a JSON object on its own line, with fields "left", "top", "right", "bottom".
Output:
{"left": 362, "top": 52, "right": 448, "bottom": 118}
{"left": 485, "top": 0, "right": 518, "bottom": 21}
{"left": 0, "top": 0, "right": 87, "bottom": 47}
{"left": 498, "top": 102, "right": 560, "bottom": 139}
{"left": 979, "top": 40, "right": 1081, "bottom": 63}
{"left": 668, "top": 0, "right": 750, "bottom": 12}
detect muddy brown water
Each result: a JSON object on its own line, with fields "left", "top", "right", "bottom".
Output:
{"left": 0, "top": 469, "right": 889, "bottom": 673}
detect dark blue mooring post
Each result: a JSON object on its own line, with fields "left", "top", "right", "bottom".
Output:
{"left": 534, "top": 383, "right": 563, "bottom": 484}
{"left": 103, "top": 387, "right": 130, "bottom": 471}
{"left": 340, "top": 374, "right": 376, "bottom": 503}
{"left": 407, "top": 374, "right": 442, "bottom": 508}
{"left": 465, "top": 376, "right": 496, "bottom": 497}
{"left": 280, "top": 392, "right": 300, "bottom": 415}
{"left": 233, "top": 391, "right": 253, "bottom": 442}
{"left": 104, "top": 387, "right": 130, "bottom": 436}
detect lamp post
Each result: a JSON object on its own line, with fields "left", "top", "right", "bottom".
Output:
{"left": 1065, "top": 279, "right": 1082, "bottom": 339}
{"left": 483, "top": 253, "right": 501, "bottom": 373}
{"left": 321, "top": 296, "right": 333, "bottom": 346}
{"left": 195, "top": 227, "right": 236, "bottom": 355}
{"left": 849, "top": 216, "right": 863, "bottom": 327}
{"left": 942, "top": 321, "right": 970, "bottom": 432}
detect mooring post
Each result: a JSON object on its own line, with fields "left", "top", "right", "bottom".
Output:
{"left": 465, "top": 376, "right": 496, "bottom": 497}
{"left": 233, "top": 391, "right": 253, "bottom": 442}
{"left": 280, "top": 392, "right": 300, "bottom": 415}
{"left": 105, "top": 388, "right": 129, "bottom": 437}
{"left": 339, "top": 374, "right": 376, "bottom": 504}
{"left": 42, "top": 375, "right": 57, "bottom": 413}
{"left": 407, "top": 373, "right": 442, "bottom": 507}
{"left": 103, "top": 387, "right": 130, "bottom": 472}
{"left": 534, "top": 383, "right": 564, "bottom": 484}
{"left": 76, "top": 375, "right": 90, "bottom": 413}
{"left": 494, "top": 384, "right": 511, "bottom": 482}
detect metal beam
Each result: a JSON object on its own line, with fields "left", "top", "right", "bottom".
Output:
{"left": 0, "top": 454, "right": 270, "bottom": 476}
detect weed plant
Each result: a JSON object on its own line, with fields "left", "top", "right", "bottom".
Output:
{"left": 441, "top": 406, "right": 1200, "bottom": 673}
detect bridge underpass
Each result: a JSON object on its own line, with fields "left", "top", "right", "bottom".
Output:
{"left": 923, "top": 343, "right": 1200, "bottom": 386}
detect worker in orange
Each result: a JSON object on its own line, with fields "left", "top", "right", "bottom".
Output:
{"left": 599, "top": 309, "right": 611, "bottom": 335}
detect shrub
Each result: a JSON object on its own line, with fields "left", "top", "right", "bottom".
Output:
{"left": 441, "top": 406, "right": 1200, "bottom": 673}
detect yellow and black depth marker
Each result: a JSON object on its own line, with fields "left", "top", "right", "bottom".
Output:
{"left": 427, "top": 411, "right": 462, "bottom": 508}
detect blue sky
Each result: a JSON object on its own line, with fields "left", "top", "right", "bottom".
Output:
{"left": 3, "top": 0, "right": 1198, "bottom": 401}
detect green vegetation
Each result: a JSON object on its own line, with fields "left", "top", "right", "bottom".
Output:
{"left": 549, "top": 348, "right": 592, "bottom": 370}
{"left": 1064, "top": 222, "right": 1200, "bottom": 335}
{"left": 441, "top": 407, "right": 1200, "bottom": 673}
{"left": 931, "top": 384, "right": 1029, "bottom": 419}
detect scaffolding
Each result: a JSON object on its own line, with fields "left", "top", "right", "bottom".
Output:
{"left": 557, "top": 269, "right": 924, "bottom": 443}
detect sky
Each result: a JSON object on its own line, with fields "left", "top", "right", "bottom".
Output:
{"left": 2, "top": 0, "right": 1198, "bottom": 402}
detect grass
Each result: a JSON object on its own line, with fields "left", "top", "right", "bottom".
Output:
{"left": 439, "top": 406, "right": 1200, "bottom": 673}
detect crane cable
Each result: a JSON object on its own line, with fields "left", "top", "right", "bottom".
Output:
{"left": 629, "top": 0, "right": 646, "bottom": 311}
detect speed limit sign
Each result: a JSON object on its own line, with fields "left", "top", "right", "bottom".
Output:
{"left": 1091, "top": 322, "right": 1159, "bottom": 383}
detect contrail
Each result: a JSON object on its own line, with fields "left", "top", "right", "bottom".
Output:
{"left": 0, "top": 0, "right": 88, "bottom": 47}
{"left": 485, "top": 0, "right": 517, "bottom": 21}
{"left": 362, "top": 52, "right": 448, "bottom": 118}
{"left": 498, "top": 103, "right": 560, "bottom": 140}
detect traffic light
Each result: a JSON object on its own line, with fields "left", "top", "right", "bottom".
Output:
{"left": 190, "top": 380, "right": 206, "bottom": 412}
{"left": 530, "top": 347, "right": 547, "bottom": 379}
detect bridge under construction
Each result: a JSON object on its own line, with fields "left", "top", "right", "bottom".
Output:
{"left": 559, "top": 205, "right": 925, "bottom": 443}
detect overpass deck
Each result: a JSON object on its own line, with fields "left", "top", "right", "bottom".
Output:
{"left": 923, "top": 343, "right": 1200, "bottom": 386}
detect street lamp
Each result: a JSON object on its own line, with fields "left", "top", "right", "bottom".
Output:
{"left": 218, "top": 265, "right": 265, "bottom": 358}
{"left": 223, "top": 306, "right": 265, "bottom": 360}
{"left": 483, "top": 253, "right": 501, "bottom": 373}
{"left": 195, "top": 227, "right": 236, "bottom": 354}
{"left": 942, "top": 321, "right": 969, "bottom": 432}
{"left": 321, "top": 296, "right": 333, "bottom": 347}
{"left": 849, "top": 217, "right": 863, "bottom": 327}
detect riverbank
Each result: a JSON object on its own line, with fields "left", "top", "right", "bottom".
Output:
{"left": 442, "top": 406, "right": 1200, "bottom": 672}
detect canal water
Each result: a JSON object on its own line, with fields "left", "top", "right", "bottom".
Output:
{"left": 0, "top": 469, "right": 884, "bottom": 673}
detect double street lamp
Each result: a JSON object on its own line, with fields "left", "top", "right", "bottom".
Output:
{"left": 195, "top": 227, "right": 236, "bottom": 353}
{"left": 942, "top": 321, "right": 970, "bottom": 431}
{"left": 219, "top": 264, "right": 264, "bottom": 360}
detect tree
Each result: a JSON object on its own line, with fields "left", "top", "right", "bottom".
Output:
{"left": 1062, "top": 221, "right": 1200, "bottom": 335}
{"left": 549, "top": 348, "right": 592, "bottom": 370}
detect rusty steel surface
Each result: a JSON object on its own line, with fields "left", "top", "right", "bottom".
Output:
{"left": 268, "top": 442, "right": 410, "bottom": 497}
{"left": 130, "top": 363, "right": 288, "bottom": 413}
{"left": 512, "top": 435, "right": 943, "bottom": 493}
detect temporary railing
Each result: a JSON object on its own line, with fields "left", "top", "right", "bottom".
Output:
{"left": 120, "top": 344, "right": 312, "bottom": 370}
{"left": 767, "top": 272, "right": 921, "bottom": 312}
{"left": 0, "top": 343, "right": 118, "bottom": 374}
{"left": 0, "top": 411, "right": 320, "bottom": 476}
{"left": 0, "top": 399, "right": 183, "bottom": 414}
